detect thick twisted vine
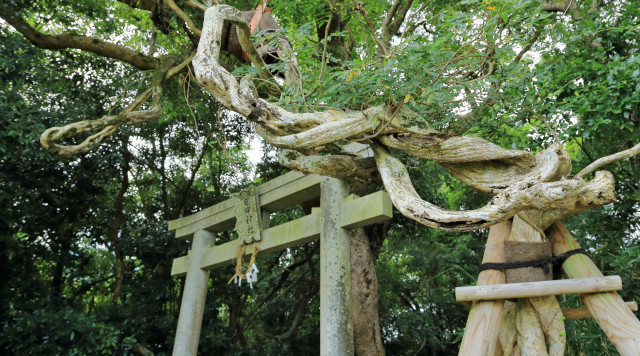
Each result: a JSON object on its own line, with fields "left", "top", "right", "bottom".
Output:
{"left": 372, "top": 142, "right": 615, "bottom": 231}
{"left": 40, "top": 54, "right": 194, "bottom": 158}
{"left": 192, "top": 5, "right": 622, "bottom": 232}
{"left": 277, "top": 148, "right": 381, "bottom": 183}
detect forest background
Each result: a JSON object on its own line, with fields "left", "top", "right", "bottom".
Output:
{"left": 1, "top": 0, "right": 639, "bottom": 355}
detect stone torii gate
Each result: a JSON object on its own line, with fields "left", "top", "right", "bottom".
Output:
{"left": 168, "top": 172, "right": 392, "bottom": 355}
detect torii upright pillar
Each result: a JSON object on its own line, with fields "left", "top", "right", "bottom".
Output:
{"left": 173, "top": 230, "right": 215, "bottom": 356}
{"left": 320, "top": 178, "right": 354, "bottom": 355}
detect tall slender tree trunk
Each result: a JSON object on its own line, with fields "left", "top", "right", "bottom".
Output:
{"left": 51, "top": 242, "right": 65, "bottom": 299}
{"left": 112, "top": 250, "right": 126, "bottom": 303}
{"left": 110, "top": 137, "right": 130, "bottom": 303}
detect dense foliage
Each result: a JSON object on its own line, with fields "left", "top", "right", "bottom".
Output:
{"left": 1, "top": 0, "right": 639, "bottom": 355}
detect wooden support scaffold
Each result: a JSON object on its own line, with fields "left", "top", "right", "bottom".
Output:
{"left": 168, "top": 171, "right": 393, "bottom": 356}
{"left": 457, "top": 220, "right": 640, "bottom": 356}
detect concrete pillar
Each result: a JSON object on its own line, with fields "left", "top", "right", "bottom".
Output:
{"left": 173, "top": 229, "right": 215, "bottom": 356}
{"left": 320, "top": 178, "right": 354, "bottom": 355}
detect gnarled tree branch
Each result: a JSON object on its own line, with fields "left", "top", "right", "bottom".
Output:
{"left": 380, "top": 0, "right": 414, "bottom": 47}
{"left": 541, "top": 0, "right": 577, "bottom": 13}
{"left": 373, "top": 142, "right": 615, "bottom": 231}
{"left": 40, "top": 53, "right": 194, "bottom": 158}
{"left": 278, "top": 149, "right": 380, "bottom": 183}
{"left": 576, "top": 142, "right": 640, "bottom": 180}
{"left": 193, "top": 5, "right": 621, "bottom": 232}
{"left": 165, "top": 0, "right": 202, "bottom": 36}
{"left": 0, "top": 8, "right": 156, "bottom": 70}
{"left": 185, "top": 1, "right": 209, "bottom": 12}
{"left": 354, "top": 3, "right": 390, "bottom": 57}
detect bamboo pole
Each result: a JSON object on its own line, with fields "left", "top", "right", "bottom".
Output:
{"left": 546, "top": 222, "right": 640, "bottom": 356}
{"left": 459, "top": 221, "right": 511, "bottom": 356}
{"left": 456, "top": 276, "right": 622, "bottom": 302}
{"left": 563, "top": 301, "right": 638, "bottom": 320}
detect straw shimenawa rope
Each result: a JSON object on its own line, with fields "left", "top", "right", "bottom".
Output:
{"left": 228, "top": 244, "right": 260, "bottom": 284}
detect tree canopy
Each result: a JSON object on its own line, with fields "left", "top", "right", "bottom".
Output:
{"left": 1, "top": 0, "right": 639, "bottom": 354}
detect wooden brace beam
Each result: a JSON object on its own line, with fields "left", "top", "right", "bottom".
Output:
{"left": 455, "top": 276, "right": 622, "bottom": 302}
{"left": 563, "top": 301, "right": 638, "bottom": 321}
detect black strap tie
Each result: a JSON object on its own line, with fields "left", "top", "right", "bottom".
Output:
{"left": 479, "top": 248, "right": 587, "bottom": 275}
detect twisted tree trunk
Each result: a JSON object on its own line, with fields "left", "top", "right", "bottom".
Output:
{"left": 350, "top": 182, "right": 386, "bottom": 356}
{"left": 498, "top": 215, "right": 565, "bottom": 356}
{"left": 351, "top": 228, "right": 385, "bottom": 356}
